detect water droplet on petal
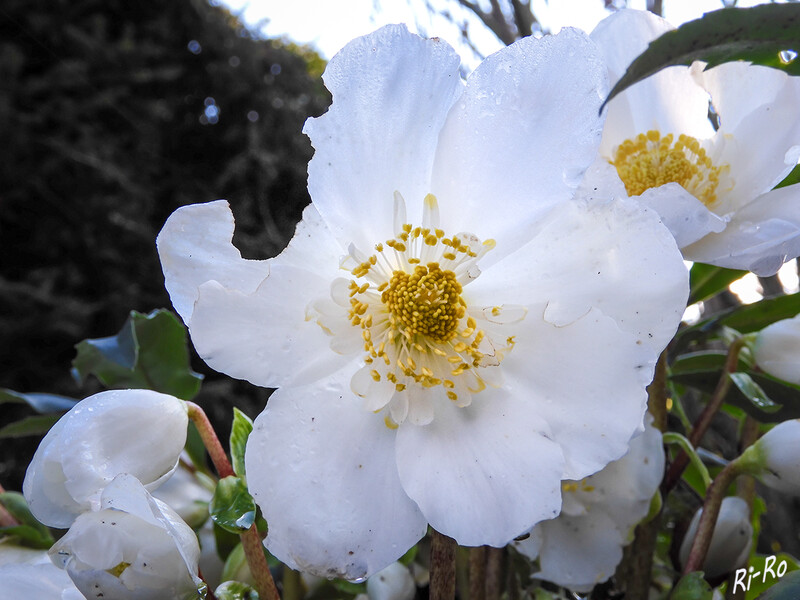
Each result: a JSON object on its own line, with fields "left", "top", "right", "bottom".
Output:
{"left": 779, "top": 49, "right": 798, "bottom": 64}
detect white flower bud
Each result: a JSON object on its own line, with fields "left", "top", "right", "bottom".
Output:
{"left": 49, "top": 474, "right": 202, "bottom": 600}
{"left": 23, "top": 389, "right": 189, "bottom": 528}
{"left": 679, "top": 496, "right": 753, "bottom": 579}
{"left": 366, "top": 562, "right": 416, "bottom": 600}
{"left": 754, "top": 315, "right": 800, "bottom": 384}
{"left": 754, "top": 419, "right": 800, "bottom": 495}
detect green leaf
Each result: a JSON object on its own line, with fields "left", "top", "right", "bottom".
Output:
{"left": 0, "top": 414, "right": 61, "bottom": 439}
{"left": 755, "top": 569, "right": 800, "bottom": 599}
{"left": 670, "top": 571, "right": 713, "bottom": 600}
{"left": 670, "top": 351, "right": 728, "bottom": 375}
{"left": 603, "top": 4, "right": 800, "bottom": 108}
{"left": 729, "top": 373, "right": 780, "bottom": 413}
{"left": 214, "top": 581, "right": 259, "bottom": 600}
{"left": 689, "top": 264, "right": 748, "bottom": 305}
{"left": 185, "top": 422, "right": 209, "bottom": 474}
{"left": 663, "top": 432, "right": 711, "bottom": 492}
{"left": 230, "top": 408, "right": 253, "bottom": 478}
{"left": 677, "top": 294, "right": 800, "bottom": 350}
{"left": 0, "top": 492, "right": 54, "bottom": 548}
{"left": 0, "top": 389, "right": 78, "bottom": 413}
{"left": 210, "top": 476, "right": 256, "bottom": 534}
{"left": 72, "top": 309, "right": 202, "bottom": 400}
{"left": 774, "top": 164, "right": 800, "bottom": 190}
{"left": 746, "top": 554, "right": 800, "bottom": 599}
{"left": 671, "top": 364, "right": 800, "bottom": 423}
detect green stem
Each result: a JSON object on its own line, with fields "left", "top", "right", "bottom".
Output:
{"left": 282, "top": 565, "right": 302, "bottom": 600}
{"left": 682, "top": 461, "right": 743, "bottom": 574}
{"left": 663, "top": 337, "right": 746, "bottom": 493}
{"left": 185, "top": 402, "right": 280, "bottom": 600}
{"left": 430, "top": 529, "right": 457, "bottom": 600}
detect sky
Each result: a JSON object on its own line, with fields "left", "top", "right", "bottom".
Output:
{"left": 217, "top": 0, "right": 773, "bottom": 70}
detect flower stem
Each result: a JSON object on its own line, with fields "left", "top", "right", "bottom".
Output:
{"left": 185, "top": 401, "right": 280, "bottom": 600}
{"left": 242, "top": 524, "right": 280, "bottom": 600}
{"left": 468, "top": 547, "right": 486, "bottom": 600}
{"left": 682, "top": 461, "right": 742, "bottom": 574}
{"left": 430, "top": 529, "right": 457, "bottom": 600}
{"left": 282, "top": 565, "right": 302, "bottom": 600}
{"left": 663, "top": 337, "right": 746, "bottom": 493}
{"left": 185, "top": 401, "right": 234, "bottom": 479}
{"left": 485, "top": 547, "right": 503, "bottom": 600}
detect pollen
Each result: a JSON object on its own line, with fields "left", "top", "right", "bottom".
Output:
{"left": 382, "top": 263, "right": 464, "bottom": 343}
{"left": 316, "top": 192, "right": 524, "bottom": 426}
{"left": 611, "top": 130, "right": 727, "bottom": 207}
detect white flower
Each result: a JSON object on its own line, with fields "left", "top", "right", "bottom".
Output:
{"left": 23, "top": 389, "right": 188, "bottom": 529}
{"left": 158, "top": 25, "right": 688, "bottom": 579}
{"left": 367, "top": 562, "right": 416, "bottom": 600}
{"left": 0, "top": 563, "right": 84, "bottom": 600}
{"left": 678, "top": 496, "right": 753, "bottom": 579}
{"left": 750, "top": 419, "right": 800, "bottom": 495}
{"left": 515, "top": 419, "right": 664, "bottom": 592}
{"left": 590, "top": 9, "right": 800, "bottom": 276}
{"left": 754, "top": 314, "right": 800, "bottom": 384}
{"left": 49, "top": 473, "right": 202, "bottom": 600}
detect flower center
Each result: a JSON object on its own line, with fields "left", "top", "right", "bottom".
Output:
{"left": 611, "top": 130, "right": 727, "bottom": 207}
{"left": 382, "top": 263, "right": 464, "bottom": 343}
{"left": 313, "top": 193, "right": 525, "bottom": 427}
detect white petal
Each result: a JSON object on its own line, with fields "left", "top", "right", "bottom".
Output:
{"left": 637, "top": 183, "right": 727, "bottom": 248}
{"left": 503, "top": 309, "right": 653, "bottom": 480}
{"left": 50, "top": 475, "right": 200, "bottom": 600}
{"left": 190, "top": 265, "right": 352, "bottom": 388}
{"left": 366, "top": 562, "right": 416, "bottom": 600}
{"left": 580, "top": 421, "right": 664, "bottom": 533}
{"left": 395, "top": 388, "right": 564, "bottom": 547}
{"left": 757, "top": 420, "right": 800, "bottom": 495}
{"left": 157, "top": 200, "right": 271, "bottom": 323}
{"left": 24, "top": 390, "right": 188, "bottom": 529}
{"left": 535, "top": 511, "right": 624, "bottom": 593}
{"left": 466, "top": 197, "right": 688, "bottom": 355}
{"left": 696, "top": 62, "right": 800, "bottom": 208}
{"left": 592, "top": 9, "right": 713, "bottom": 155}
{"left": 244, "top": 374, "right": 428, "bottom": 580}
{"left": 684, "top": 184, "right": 800, "bottom": 275}
{"left": 432, "top": 28, "right": 607, "bottom": 264}
{"left": 274, "top": 203, "right": 346, "bottom": 273}
{"left": 305, "top": 24, "right": 463, "bottom": 251}
{"left": 0, "top": 563, "right": 80, "bottom": 600}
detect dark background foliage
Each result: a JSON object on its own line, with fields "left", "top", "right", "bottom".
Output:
{"left": 0, "top": 0, "right": 330, "bottom": 489}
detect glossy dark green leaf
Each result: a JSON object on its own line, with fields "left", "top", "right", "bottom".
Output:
{"left": 671, "top": 365, "right": 800, "bottom": 423}
{"left": 689, "top": 264, "right": 748, "bottom": 305}
{"left": 210, "top": 476, "right": 256, "bottom": 534}
{"left": 677, "top": 294, "right": 800, "bottom": 350}
{"left": 756, "top": 570, "right": 800, "bottom": 600}
{"left": 72, "top": 309, "right": 202, "bottom": 400}
{"left": 670, "top": 351, "right": 728, "bottom": 375}
{"left": 0, "top": 492, "right": 54, "bottom": 548}
{"left": 0, "top": 414, "right": 61, "bottom": 439}
{"left": 670, "top": 571, "right": 713, "bottom": 600}
{"left": 729, "top": 372, "right": 780, "bottom": 412}
{"left": 230, "top": 408, "right": 253, "bottom": 478}
{"left": 604, "top": 4, "right": 800, "bottom": 108}
{"left": 215, "top": 581, "right": 259, "bottom": 600}
{"left": 745, "top": 554, "right": 799, "bottom": 599}
{"left": 0, "top": 389, "right": 78, "bottom": 413}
